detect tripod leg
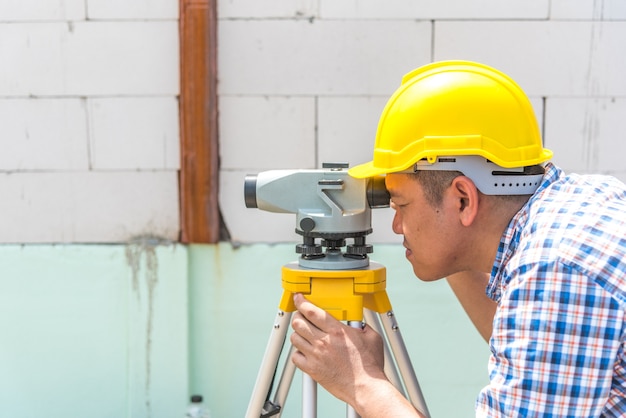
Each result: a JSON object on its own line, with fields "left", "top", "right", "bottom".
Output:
{"left": 302, "top": 374, "right": 317, "bottom": 418}
{"left": 379, "top": 310, "right": 431, "bottom": 418}
{"left": 363, "top": 310, "right": 405, "bottom": 396}
{"left": 346, "top": 321, "right": 363, "bottom": 418}
{"left": 300, "top": 321, "right": 366, "bottom": 418}
{"left": 271, "top": 345, "right": 297, "bottom": 417}
{"left": 246, "top": 310, "right": 292, "bottom": 418}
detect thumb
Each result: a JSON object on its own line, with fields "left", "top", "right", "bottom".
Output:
{"left": 293, "top": 292, "right": 306, "bottom": 308}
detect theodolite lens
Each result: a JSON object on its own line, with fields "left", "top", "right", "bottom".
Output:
{"left": 367, "top": 176, "right": 390, "bottom": 208}
{"left": 244, "top": 174, "right": 258, "bottom": 208}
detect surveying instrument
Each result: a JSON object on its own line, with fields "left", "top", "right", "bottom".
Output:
{"left": 243, "top": 163, "right": 430, "bottom": 418}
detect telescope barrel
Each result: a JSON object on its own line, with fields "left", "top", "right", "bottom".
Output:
{"left": 245, "top": 172, "right": 388, "bottom": 211}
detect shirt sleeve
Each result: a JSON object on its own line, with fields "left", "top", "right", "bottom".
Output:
{"left": 476, "top": 260, "right": 624, "bottom": 417}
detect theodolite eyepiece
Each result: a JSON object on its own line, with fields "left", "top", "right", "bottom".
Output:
{"left": 366, "top": 175, "right": 390, "bottom": 209}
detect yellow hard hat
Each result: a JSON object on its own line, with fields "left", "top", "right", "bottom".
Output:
{"left": 349, "top": 61, "right": 553, "bottom": 179}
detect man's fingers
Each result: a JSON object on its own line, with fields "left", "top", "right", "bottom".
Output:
{"left": 291, "top": 311, "right": 321, "bottom": 341}
{"left": 289, "top": 325, "right": 309, "bottom": 352}
{"left": 293, "top": 293, "right": 334, "bottom": 331}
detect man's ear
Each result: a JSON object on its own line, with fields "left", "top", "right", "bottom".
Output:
{"left": 449, "top": 176, "right": 480, "bottom": 227}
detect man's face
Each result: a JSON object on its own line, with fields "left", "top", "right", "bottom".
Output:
{"left": 385, "top": 173, "right": 461, "bottom": 281}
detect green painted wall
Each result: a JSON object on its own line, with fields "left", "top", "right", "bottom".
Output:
{"left": 0, "top": 244, "right": 188, "bottom": 418}
{"left": 0, "top": 242, "right": 489, "bottom": 417}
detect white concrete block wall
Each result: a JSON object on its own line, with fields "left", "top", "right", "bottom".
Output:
{"left": 218, "top": 0, "right": 626, "bottom": 244}
{"left": 87, "top": 0, "right": 179, "bottom": 19}
{"left": 88, "top": 97, "right": 180, "bottom": 170}
{"left": 0, "top": 171, "right": 179, "bottom": 243}
{"left": 0, "top": 99, "right": 89, "bottom": 170}
{"left": 0, "top": 0, "right": 86, "bottom": 21}
{"left": 319, "top": 0, "right": 549, "bottom": 19}
{"left": 546, "top": 98, "right": 626, "bottom": 173}
{"left": 219, "top": 96, "right": 317, "bottom": 170}
{"left": 0, "top": 0, "right": 179, "bottom": 243}
{"left": 3, "top": 0, "right": 625, "bottom": 243}
{"left": 219, "top": 20, "right": 430, "bottom": 96}
{"left": 434, "top": 21, "right": 626, "bottom": 97}
{"left": 551, "top": 0, "right": 626, "bottom": 20}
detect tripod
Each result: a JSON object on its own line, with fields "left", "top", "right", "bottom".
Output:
{"left": 245, "top": 254, "right": 431, "bottom": 418}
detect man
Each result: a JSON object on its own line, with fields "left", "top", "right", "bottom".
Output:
{"left": 289, "top": 61, "right": 626, "bottom": 417}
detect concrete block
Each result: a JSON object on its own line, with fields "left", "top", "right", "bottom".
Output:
{"left": 0, "top": 23, "right": 67, "bottom": 96}
{"left": 66, "top": 21, "right": 179, "bottom": 96}
{"left": 320, "top": 0, "right": 548, "bottom": 19}
{"left": 218, "top": 20, "right": 431, "bottom": 95}
{"left": 0, "top": 21, "right": 178, "bottom": 96}
{"left": 546, "top": 97, "right": 626, "bottom": 175}
{"left": 317, "top": 96, "right": 389, "bottom": 168}
{"left": 0, "top": 0, "right": 85, "bottom": 21}
{"left": 0, "top": 98, "right": 89, "bottom": 170}
{"left": 595, "top": 100, "right": 626, "bottom": 173}
{"left": 544, "top": 99, "right": 587, "bottom": 172}
{"left": 0, "top": 171, "right": 179, "bottom": 243}
{"left": 551, "top": 0, "right": 626, "bottom": 20}
{"left": 218, "top": 0, "right": 318, "bottom": 19}
{"left": 219, "top": 96, "right": 316, "bottom": 170}
{"left": 434, "top": 21, "right": 626, "bottom": 97}
{"left": 87, "top": 0, "right": 179, "bottom": 19}
{"left": 88, "top": 97, "right": 180, "bottom": 170}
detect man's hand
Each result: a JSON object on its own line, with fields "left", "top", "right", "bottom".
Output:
{"left": 289, "top": 293, "right": 386, "bottom": 404}
{"left": 290, "top": 293, "right": 426, "bottom": 418}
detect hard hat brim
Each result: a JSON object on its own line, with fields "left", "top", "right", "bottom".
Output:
{"left": 348, "top": 161, "right": 394, "bottom": 178}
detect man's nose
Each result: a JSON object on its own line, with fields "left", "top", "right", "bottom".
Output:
{"left": 391, "top": 211, "right": 403, "bottom": 235}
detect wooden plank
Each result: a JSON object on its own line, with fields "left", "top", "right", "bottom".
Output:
{"left": 179, "top": 0, "right": 219, "bottom": 243}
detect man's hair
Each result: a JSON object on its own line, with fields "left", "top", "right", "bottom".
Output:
{"left": 409, "top": 170, "right": 462, "bottom": 207}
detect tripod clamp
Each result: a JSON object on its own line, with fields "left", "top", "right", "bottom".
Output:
{"left": 278, "top": 260, "right": 390, "bottom": 321}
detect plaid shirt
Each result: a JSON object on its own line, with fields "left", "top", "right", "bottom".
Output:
{"left": 476, "top": 163, "right": 626, "bottom": 417}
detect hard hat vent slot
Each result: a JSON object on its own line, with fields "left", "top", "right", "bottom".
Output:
{"left": 493, "top": 181, "right": 540, "bottom": 189}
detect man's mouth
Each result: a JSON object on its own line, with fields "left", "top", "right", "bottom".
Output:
{"left": 403, "top": 240, "right": 412, "bottom": 257}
